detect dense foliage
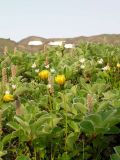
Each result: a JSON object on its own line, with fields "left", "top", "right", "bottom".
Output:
{"left": 0, "top": 43, "right": 120, "bottom": 160}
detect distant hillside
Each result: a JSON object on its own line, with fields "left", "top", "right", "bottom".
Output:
{"left": 0, "top": 34, "right": 120, "bottom": 53}
{"left": 0, "top": 38, "right": 17, "bottom": 54}
{"left": 17, "top": 36, "right": 46, "bottom": 52}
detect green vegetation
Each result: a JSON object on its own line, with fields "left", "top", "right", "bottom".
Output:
{"left": 0, "top": 43, "right": 120, "bottom": 160}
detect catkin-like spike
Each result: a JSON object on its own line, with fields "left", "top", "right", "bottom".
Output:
{"left": 45, "top": 56, "right": 49, "bottom": 66}
{"left": 0, "top": 110, "right": 3, "bottom": 135}
{"left": 15, "top": 98, "right": 23, "bottom": 116}
{"left": 70, "top": 48, "right": 74, "bottom": 57}
{"left": 44, "top": 44, "right": 47, "bottom": 53}
{"left": 2, "top": 67, "right": 7, "bottom": 84}
{"left": 14, "top": 47, "right": 17, "bottom": 54}
{"left": 3, "top": 46, "right": 8, "bottom": 55}
{"left": 48, "top": 75, "right": 54, "bottom": 96}
{"left": 11, "top": 65, "right": 17, "bottom": 78}
{"left": 87, "top": 94, "right": 93, "bottom": 112}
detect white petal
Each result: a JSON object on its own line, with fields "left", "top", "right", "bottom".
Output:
{"left": 12, "top": 85, "right": 16, "bottom": 89}
{"left": 35, "top": 69, "right": 39, "bottom": 73}
{"left": 45, "top": 64, "right": 49, "bottom": 69}
{"left": 79, "top": 58, "right": 85, "bottom": 63}
{"left": 5, "top": 90, "right": 10, "bottom": 94}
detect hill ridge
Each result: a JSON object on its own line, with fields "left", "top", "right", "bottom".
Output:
{"left": 0, "top": 34, "right": 120, "bottom": 53}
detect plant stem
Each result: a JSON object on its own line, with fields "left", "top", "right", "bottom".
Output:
{"left": 51, "top": 144, "right": 54, "bottom": 160}
{"left": 83, "top": 139, "right": 84, "bottom": 160}
{"left": 63, "top": 94, "right": 68, "bottom": 151}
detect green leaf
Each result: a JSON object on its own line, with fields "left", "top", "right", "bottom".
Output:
{"left": 30, "top": 114, "right": 52, "bottom": 135}
{"left": 14, "top": 116, "right": 30, "bottom": 130}
{"left": 110, "top": 154, "right": 120, "bottom": 160}
{"left": 2, "top": 132, "right": 17, "bottom": 145}
{"left": 86, "top": 114, "right": 102, "bottom": 126}
{"left": 58, "top": 152, "right": 71, "bottom": 160}
{"left": 0, "top": 150, "right": 7, "bottom": 157}
{"left": 71, "top": 107, "right": 77, "bottom": 115}
{"left": 13, "top": 86, "right": 33, "bottom": 97}
{"left": 70, "top": 85, "right": 77, "bottom": 95}
{"left": 16, "top": 155, "right": 30, "bottom": 160}
{"left": 80, "top": 120, "right": 95, "bottom": 134}
{"left": 49, "top": 117, "right": 61, "bottom": 128}
{"left": 106, "top": 126, "right": 120, "bottom": 134}
{"left": 110, "top": 146, "right": 120, "bottom": 160}
{"left": 68, "top": 121, "right": 80, "bottom": 132}
{"left": 0, "top": 142, "right": 3, "bottom": 151}
{"left": 114, "top": 146, "right": 120, "bottom": 156}
{"left": 74, "top": 103, "right": 87, "bottom": 114}
{"left": 7, "top": 121, "right": 20, "bottom": 130}
{"left": 66, "top": 132, "right": 78, "bottom": 150}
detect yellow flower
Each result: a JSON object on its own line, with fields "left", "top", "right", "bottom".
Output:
{"left": 3, "top": 94, "right": 14, "bottom": 102}
{"left": 117, "top": 63, "right": 120, "bottom": 68}
{"left": 38, "top": 70, "right": 49, "bottom": 80}
{"left": 55, "top": 75, "right": 66, "bottom": 85}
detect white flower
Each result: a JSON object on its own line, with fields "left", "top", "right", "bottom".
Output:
{"left": 117, "top": 63, "right": 120, "bottom": 68}
{"left": 98, "top": 58, "right": 103, "bottom": 64}
{"left": 35, "top": 69, "right": 39, "bottom": 73}
{"left": 5, "top": 90, "right": 10, "bottom": 94}
{"left": 81, "top": 64, "right": 85, "bottom": 69}
{"left": 12, "top": 84, "right": 16, "bottom": 90}
{"left": 50, "top": 68, "right": 56, "bottom": 73}
{"left": 31, "top": 63, "right": 36, "bottom": 69}
{"left": 47, "top": 84, "right": 52, "bottom": 89}
{"left": 102, "top": 65, "right": 110, "bottom": 71}
{"left": 79, "top": 58, "right": 85, "bottom": 63}
{"left": 45, "top": 64, "right": 49, "bottom": 69}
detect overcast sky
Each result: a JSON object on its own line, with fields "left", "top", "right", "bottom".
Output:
{"left": 0, "top": 0, "right": 120, "bottom": 41}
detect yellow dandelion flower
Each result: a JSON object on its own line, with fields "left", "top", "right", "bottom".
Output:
{"left": 55, "top": 75, "right": 66, "bottom": 85}
{"left": 38, "top": 70, "right": 49, "bottom": 80}
{"left": 3, "top": 94, "right": 14, "bottom": 102}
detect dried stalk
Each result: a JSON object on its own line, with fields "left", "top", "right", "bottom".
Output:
{"left": 15, "top": 98, "right": 23, "bottom": 116}
{"left": 11, "top": 65, "right": 17, "bottom": 78}
{"left": 48, "top": 75, "right": 54, "bottom": 96}
{"left": 0, "top": 110, "right": 3, "bottom": 135}
{"left": 2, "top": 67, "right": 7, "bottom": 85}
{"left": 3, "top": 46, "right": 8, "bottom": 55}
{"left": 14, "top": 47, "right": 17, "bottom": 54}
{"left": 45, "top": 56, "right": 49, "bottom": 66}
{"left": 87, "top": 94, "right": 93, "bottom": 112}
